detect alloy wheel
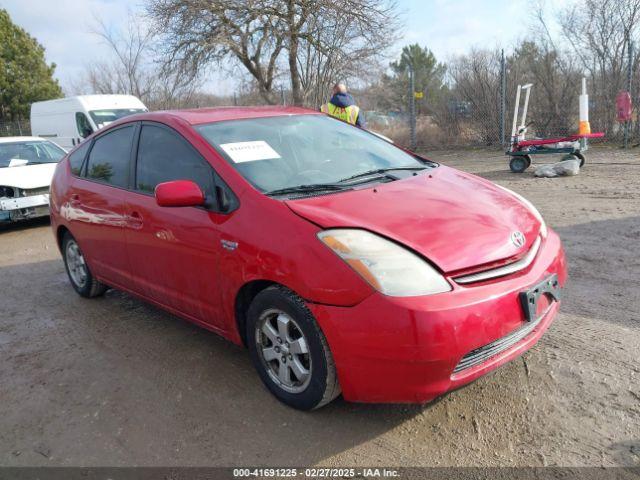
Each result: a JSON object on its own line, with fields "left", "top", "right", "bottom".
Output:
{"left": 255, "top": 309, "right": 312, "bottom": 394}
{"left": 66, "top": 240, "right": 88, "bottom": 288}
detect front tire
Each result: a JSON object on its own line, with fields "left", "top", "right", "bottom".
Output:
{"left": 62, "top": 232, "right": 107, "bottom": 298}
{"left": 247, "top": 286, "right": 341, "bottom": 410}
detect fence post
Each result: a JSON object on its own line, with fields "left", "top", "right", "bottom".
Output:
{"left": 17, "top": 119, "right": 23, "bottom": 136}
{"left": 499, "top": 49, "right": 506, "bottom": 147}
{"left": 407, "top": 61, "right": 416, "bottom": 151}
{"left": 624, "top": 40, "right": 634, "bottom": 148}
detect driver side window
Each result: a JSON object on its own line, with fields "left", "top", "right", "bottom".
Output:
{"left": 135, "top": 124, "right": 215, "bottom": 197}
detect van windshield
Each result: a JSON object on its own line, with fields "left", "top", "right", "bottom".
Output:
{"left": 89, "top": 108, "right": 146, "bottom": 128}
{"left": 195, "top": 114, "right": 435, "bottom": 194}
{"left": 0, "top": 141, "right": 66, "bottom": 168}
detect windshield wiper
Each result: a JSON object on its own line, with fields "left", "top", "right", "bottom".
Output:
{"left": 266, "top": 183, "right": 349, "bottom": 196}
{"left": 336, "top": 166, "right": 427, "bottom": 183}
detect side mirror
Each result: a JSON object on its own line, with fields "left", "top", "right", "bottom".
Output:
{"left": 155, "top": 180, "right": 205, "bottom": 207}
{"left": 80, "top": 127, "right": 93, "bottom": 138}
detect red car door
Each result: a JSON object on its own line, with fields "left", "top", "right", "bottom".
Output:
{"left": 67, "top": 125, "right": 136, "bottom": 288}
{"left": 122, "top": 123, "right": 227, "bottom": 330}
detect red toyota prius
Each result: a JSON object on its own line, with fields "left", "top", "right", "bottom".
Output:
{"left": 50, "top": 107, "right": 567, "bottom": 410}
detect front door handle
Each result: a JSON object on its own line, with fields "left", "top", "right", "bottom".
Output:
{"left": 128, "top": 211, "right": 144, "bottom": 229}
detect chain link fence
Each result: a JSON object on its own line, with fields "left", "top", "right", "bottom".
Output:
{"left": 368, "top": 48, "right": 639, "bottom": 151}
{"left": 367, "top": 87, "right": 638, "bottom": 152}
{"left": 0, "top": 118, "right": 32, "bottom": 137}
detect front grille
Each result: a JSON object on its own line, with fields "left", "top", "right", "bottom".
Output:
{"left": 452, "top": 314, "right": 544, "bottom": 374}
{"left": 454, "top": 237, "right": 541, "bottom": 284}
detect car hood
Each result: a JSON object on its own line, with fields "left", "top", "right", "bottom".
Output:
{"left": 285, "top": 166, "right": 541, "bottom": 273}
{"left": 0, "top": 163, "right": 57, "bottom": 190}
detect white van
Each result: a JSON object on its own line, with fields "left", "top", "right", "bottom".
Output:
{"left": 31, "top": 95, "right": 147, "bottom": 150}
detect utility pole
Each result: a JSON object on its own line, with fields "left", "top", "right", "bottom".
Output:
{"left": 499, "top": 49, "right": 506, "bottom": 147}
{"left": 624, "top": 40, "right": 634, "bottom": 149}
{"left": 405, "top": 56, "right": 417, "bottom": 151}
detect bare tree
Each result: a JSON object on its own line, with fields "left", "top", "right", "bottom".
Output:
{"left": 146, "top": 0, "right": 400, "bottom": 106}
{"left": 71, "top": 12, "right": 199, "bottom": 110}
{"left": 558, "top": 0, "right": 640, "bottom": 134}
{"left": 446, "top": 49, "right": 503, "bottom": 144}
{"left": 508, "top": 40, "right": 582, "bottom": 137}
{"left": 296, "top": 2, "right": 398, "bottom": 107}
{"left": 90, "top": 14, "right": 155, "bottom": 99}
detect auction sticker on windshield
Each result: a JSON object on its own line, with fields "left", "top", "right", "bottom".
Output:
{"left": 220, "top": 141, "right": 281, "bottom": 163}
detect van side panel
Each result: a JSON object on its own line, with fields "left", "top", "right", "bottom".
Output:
{"left": 31, "top": 95, "right": 147, "bottom": 151}
{"left": 31, "top": 111, "right": 80, "bottom": 151}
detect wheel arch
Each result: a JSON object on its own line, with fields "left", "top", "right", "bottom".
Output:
{"left": 56, "top": 224, "right": 71, "bottom": 253}
{"left": 234, "top": 279, "right": 279, "bottom": 347}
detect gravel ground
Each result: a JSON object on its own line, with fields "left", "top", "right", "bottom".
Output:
{"left": 0, "top": 146, "right": 638, "bottom": 467}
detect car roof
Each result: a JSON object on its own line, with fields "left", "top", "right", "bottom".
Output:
{"left": 0, "top": 136, "right": 48, "bottom": 144}
{"left": 124, "top": 106, "right": 321, "bottom": 126}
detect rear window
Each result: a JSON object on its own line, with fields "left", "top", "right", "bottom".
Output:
{"left": 84, "top": 126, "right": 135, "bottom": 188}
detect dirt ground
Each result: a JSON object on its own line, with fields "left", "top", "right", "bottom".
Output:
{"left": 0, "top": 146, "right": 638, "bottom": 468}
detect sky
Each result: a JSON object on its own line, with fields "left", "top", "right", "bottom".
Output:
{"left": 0, "top": 0, "right": 569, "bottom": 95}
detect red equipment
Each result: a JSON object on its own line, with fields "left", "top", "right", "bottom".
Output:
{"left": 617, "top": 91, "right": 633, "bottom": 122}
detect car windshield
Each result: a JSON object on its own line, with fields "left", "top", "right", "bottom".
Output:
{"left": 0, "top": 140, "right": 66, "bottom": 168}
{"left": 89, "top": 108, "right": 146, "bottom": 128}
{"left": 195, "top": 115, "right": 435, "bottom": 194}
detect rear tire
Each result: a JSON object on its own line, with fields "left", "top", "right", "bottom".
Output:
{"left": 62, "top": 232, "right": 108, "bottom": 298}
{"left": 509, "top": 155, "right": 531, "bottom": 173}
{"left": 246, "top": 286, "right": 341, "bottom": 410}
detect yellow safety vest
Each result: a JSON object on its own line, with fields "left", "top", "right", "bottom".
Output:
{"left": 321, "top": 102, "right": 360, "bottom": 125}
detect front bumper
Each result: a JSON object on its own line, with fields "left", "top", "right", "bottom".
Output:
{"left": 308, "top": 229, "right": 567, "bottom": 404}
{"left": 0, "top": 194, "right": 50, "bottom": 222}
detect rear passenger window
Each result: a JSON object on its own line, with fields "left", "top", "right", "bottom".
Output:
{"left": 135, "top": 125, "right": 214, "bottom": 195}
{"left": 85, "top": 126, "right": 134, "bottom": 188}
{"left": 68, "top": 141, "right": 91, "bottom": 175}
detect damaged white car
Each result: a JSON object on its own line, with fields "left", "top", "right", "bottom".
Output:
{"left": 0, "top": 136, "right": 65, "bottom": 223}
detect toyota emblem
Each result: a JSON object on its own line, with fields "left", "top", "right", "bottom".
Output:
{"left": 511, "top": 231, "right": 526, "bottom": 248}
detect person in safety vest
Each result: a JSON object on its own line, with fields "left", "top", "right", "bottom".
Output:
{"left": 320, "top": 82, "right": 365, "bottom": 127}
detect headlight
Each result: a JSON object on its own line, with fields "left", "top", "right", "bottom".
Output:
{"left": 495, "top": 185, "right": 547, "bottom": 238}
{"left": 317, "top": 229, "right": 451, "bottom": 297}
